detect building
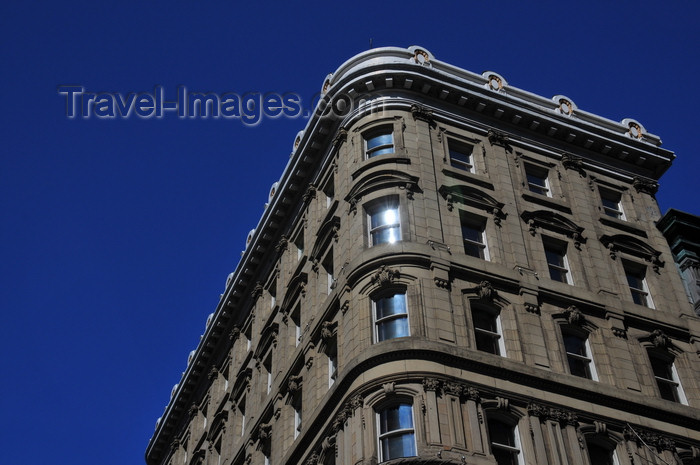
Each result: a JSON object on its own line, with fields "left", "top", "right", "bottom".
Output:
{"left": 145, "top": 46, "right": 700, "bottom": 465}
{"left": 658, "top": 209, "right": 700, "bottom": 316}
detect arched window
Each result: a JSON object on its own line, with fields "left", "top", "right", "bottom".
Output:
{"left": 486, "top": 417, "right": 524, "bottom": 465}
{"left": 585, "top": 440, "right": 619, "bottom": 465}
{"left": 376, "top": 403, "right": 416, "bottom": 461}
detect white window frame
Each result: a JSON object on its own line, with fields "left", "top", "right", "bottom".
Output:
{"left": 376, "top": 403, "right": 417, "bottom": 462}
{"left": 543, "top": 239, "right": 572, "bottom": 284}
{"left": 624, "top": 263, "right": 654, "bottom": 308}
{"left": 373, "top": 293, "right": 410, "bottom": 343}
{"left": 472, "top": 306, "right": 506, "bottom": 357}
{"left": 600, "top": 188, "right": 626, "bottom": 220}
{"left": 460, "top": 213, "right": 489, "bottom": 260}
{"left": 525, "top": 164, "right": 551, "bottom": 197}
{"left": 448, "top": 138, "right": 475, "bottom": 173}
{"left": 487, "top": 418, "right": 525, "bottom": 465}
{"left": 293, "top": 399, "right": 302, "bottom": 439}
{"left": 328, "top": 350, "right": 338, "bottom": 388}
{"left": 562, "top": 329, "right": 598, "bottom": 381}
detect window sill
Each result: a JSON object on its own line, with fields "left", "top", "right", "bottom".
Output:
{"left": 351, "top": 154, "right": 410, "bottom": 180}
{"left": 442, "top": 167, "right": 494, "bottom": 190}
{"left": 599, "top": 215, "right": 647, "bottom": 237}
{"left": 521, "top": 191, "right": 571, "bottom": 214}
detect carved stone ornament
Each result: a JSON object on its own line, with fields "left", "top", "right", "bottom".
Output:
{"left": 340, "top": 299, "right": 350, "bottom": 314}
{"left": 492, "top": 206, "right": 505, "bottom": 227}
{"left": 230, "top": 326, "right": 241, "bottom": 341}
{"left": 632, "top": 177, "right": 659, "bottom": 195}
{"left": 561, "top": 153, "right": 586, "bottom": 177}
{"left": 410, "top": 104, "right": 436, "bottom": 127}
{"left": 487, "top": 129, "right": 513, "bottom": 153}
{"left": 321, "top": 321, "right": 337, "bottom": 341}
{"left": 208, "top": 366, "right": 220, "bottom": 381}
{"left": 444, "top": 382, "right": 463, "bottom": 397}
{"left": 382, "top": 382, "right": 396, "bottom": 394}
{"left": 465, "top": 386, "right": 480, "bottom": 402}
{"left": 251, "top": 282, "right": 263, "bottom": 300}
{"left": 332, "top": 128, "right": 347, "bottom": 147}
{"left": 434, "top": 275, "right": 450, "bottom": 290}
{"left": 564, "top": 305, "right": 585, "bottom": 326}
{"left": 347, "top": 196, "right": 359, "bottom": 216}
{"left": 651, "top": 329, "right": 671, "bottom": 349}
{"left": 275, "top": 235, "right": 289, "bottom": 253}
{"left": 422, "top": 377, "right": 441, "bottom": 392}
{"left": 612, "top": 327, "right": 627, "bottom": 339}
{"left": 302, "top": 184, "right": 317, "bottom": 204}
{"left": 349, "top": 394, "right": 363, "bottom": 410}
{"left": 170, "top": 438, "right": 180, "bottom": 451}
{"left": 288, "top": 375, "right": 303, "bottom": 394}
{"left": 477, "top": 280, "right": 497, "bottom": 302}
{"left": 304, "top": 452, "right": 320, "bottom": 465}
{"left": 257, "top": 423, "right": 272, "bottom": 440}
{"left": 371, "top": 265, "right": 400, "bottom": 286}
{"left": 445, "top": 193, "right": 454, "bottom": 211}
{"left": 594, "top": 421, "right": 607, "bottom": 435}
{"left": 524, "top": 303, "right": 540, "bottom": 314}
{"left": 188, "top": 404, "right": 199, "bottom": 418}
{"left": 527, "top": 402, "right": 548, "bottom": 418}
{"left": 496, "top": 397, "right": 509, "bottom": 411}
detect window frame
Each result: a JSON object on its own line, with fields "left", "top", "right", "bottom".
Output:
{"left": 373, "top": 291, "right": 410, "bottom": 343}
{"left": 525, "top": 163, "right": 551, "bottom": 197}
{"left": 447, "top": 138, "right": 475, "bottom": 173}
{"left": 471, "top": 304, "right": 506, "bottom": 356}
{"left": 543, "top": 238, "right": 572, "bottom": 284}
{"left": 647, "top": 351, "right": 688, "bottom": 404}
{"left": 376, "top": 402, "right": 417, "bottom": 462}
{"left": 560, "top": 328, "right": 598, "bottom": 381}
{"left": 623, "top": 261, "right": 653, "bottom": 308}
{"left": 599, "top": 188, "right": 625, "bottom": 221}
{"left": 460, "top": 212, "right": 489, "bottom": 260}
{"left": 364, "top": 127, "right": 395, "bottom": 159}
{"left": 486, "top": 416, "right": 525, "bottom": 465}
{"left": 366, "top": 198, "right": 401, "bottom": 246}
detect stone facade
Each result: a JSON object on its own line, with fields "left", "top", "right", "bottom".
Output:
{"left": 146, "top": 47, "right": 700, "bottom": 465}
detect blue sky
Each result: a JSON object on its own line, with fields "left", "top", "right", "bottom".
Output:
{"left": 1, "top": 2, "right": 698, "bottom": 465}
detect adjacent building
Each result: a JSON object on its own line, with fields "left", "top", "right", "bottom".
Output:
{"left": 146, "top": 46, "right": 700, "bottom": 465}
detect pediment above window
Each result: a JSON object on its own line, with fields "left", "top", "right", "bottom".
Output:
{"left": 346, "top": 169, "right": 420, "bottom": 211}
{"left": 599, "top": 234, "right": 664, "bottom": 270}
{"left": 439, "top": 184, "right": 506, "bottom": 224}
{"left": 231, "top": 368, "right": 252, "bottom": 400}
{"left": 521, "top": 210, "right": 586, "bottom": 246}
{"left": 281, "top": 271, "right": 308, "bottom": 312}
{"left": 254, "top": 323, "right": 279, "bottom": 360}
{"left": 310, "top": 215, "right": 340, "bottom": 264}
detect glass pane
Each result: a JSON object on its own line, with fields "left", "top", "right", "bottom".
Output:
{"left": 626, "top": 272, "right": 643, "bottom": 290}
{"left": 657, "top": 380, "right": 678, "bottom": 402}
{"left": 563, "top": 334, "right": 586, "bottom": 356}
{"left": 379, "top": 404, "right": 413, "bottom": 432}
{"left": 367, "top": 133, "right": 393, "bottom": 150}
{"left": 376, "top": 295, "right": 407, "bottom": 319}
{"left": 493, "top": 448, "right": 519, "bottom": 465}
{"left": 587, "top": 443, "right": 614, "bottom": 465}
{"left": 377, "top": 317, "right": 409, "bottom": 340}
{"left": 473, "top": 309, "right": 497, "bottom": 332}
{"left": 371, "top": 207, "right": 398, "bottom": 228}
{"left": 475, "top": 331, "right": 500, "bottom": 354}
{"left": 649, "top": 356, "right": 673, "bottom": 379}
{"left": 545, "top": 248, "right": 565, "bottom": 268}
{"left": 567, "top": 356, "right": 590, "bottom": 378}
{"left": 381, "top": 433, "right": 416, "bottom": 460}
{"left": 488, "top": 419, "right": 515, "bottom": 447}
{"left": 372, "top": 226, "right": 399, "bottom": 245}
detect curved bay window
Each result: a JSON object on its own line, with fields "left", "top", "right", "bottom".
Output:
{"left": 365, "top": 130, "right": 394, "bottom": 158}
{"left": 377, "top": 403, "right": 416, "bottom": 461}
{"left": 487, "top": 417, "right": 524, "bottom": 465}
{"left": 374, "top": 293, "right": 409, "bottom": 342}
{"left": 368, "top": 200, "right": 400, "bottom": 246}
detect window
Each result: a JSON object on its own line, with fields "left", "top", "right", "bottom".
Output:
{"left": 293, "top": 231, "right": 304, "bottom": 261}
{"left": 374, "top": 293, "right": 409, "bottom": 342}
{"left": 368, "top": 200, "right": 400, "bottom": 246}
{"left": 461, "top": 213, "right": 488, "bottom": 259}
{"left": 365, "top": 129, "right": 394, "bottom": 158}
{"left": 487, "top": 418, "right": 524, "bottom": 465}
{"left": 525, "top": 164, "right": 550, "bottom": 197}
{"left": 263, "top": 354, "right": 272, "bottom": 394}
{"left": 648, "top": 352, "right": 687, "bottom": 403}
{"left": 323, "top": 174, "right": 335, "bottom": 208}
{"left": 472, "top": 305, "right": 505, "bottom": 356}
{"left": 328, "top": 341, "right": 338, "bottom": 388}
{"left": 448, "top": 139, "right": 475, "bottom": 172}
{"left": 544, "top": 239, "right": 571, "bottom": 284}
{"left": 623, "top": 262, "right": 652, "bottom": 307}
{"left": 561, "top": 329, "right": 597, "bottom": 380}
{"left": 377, "top": 403, "right": 416, "bottom": 461}
{"left": 244, "top": 325, "right": 252, "bottom": 352}
{"left": 292, "top": 394, "right": 302, "bottom": 439}
{"left": 586, "top": 441, "right": 619, "bottom": 465}
{"left": 238, "top": 396, "right": 246, "bottom": 436}
{"left": 291, "top": 305, "right": 301, "bottom": 347}
{"left": 600, "top": 188, "right": 625, "bottom": 220}
{"left": 269, "top": 278, "right": 277, "bottom": 310}
{"left": 323, "top": 251, "right": 334, "bottom": 295}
